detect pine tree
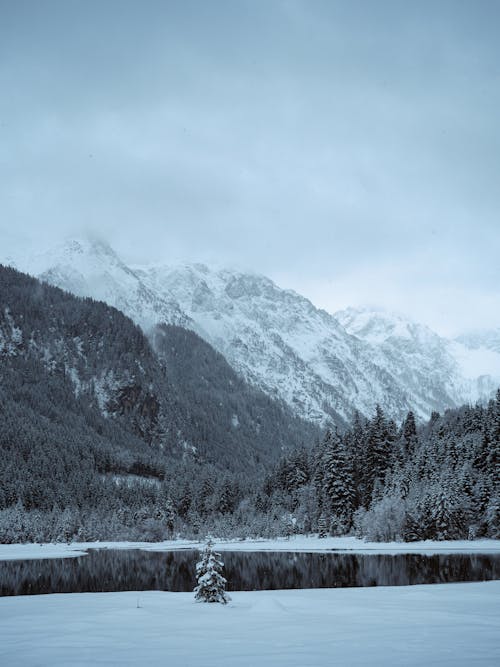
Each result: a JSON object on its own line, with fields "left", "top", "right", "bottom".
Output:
{"left": 399, "top": 411, "right": 418, "bottom": 463}
{"left": 365, "top": 405, "right": 391, "bottom": 500}
{"left": 431, "top": 480, "right": 466, "bottom": 540}
{"left": 433, "top": 489, "right": 456, "bottom": 540}
{"left": 474, "top": 429, "right": 491, "bottom": 473}
{"left": 312, "top": 441, "right": 326, "bottom": 504}
{"left": 346, "top": 411, "right": 368, "bottom": 507}
{"left": 194, "top": 539, "right": 230, "bottom": 604}
{"left": 321, "top": 429, "right": 355, "bottom": 533}
{"left": 163, "top": 497, "right": 176, "bottom": 534}
{"left": 486, "top": 495, "right": 500, "bottom": 538}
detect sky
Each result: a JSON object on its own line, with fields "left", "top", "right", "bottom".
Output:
{"left": 1, "top": 0, "right": 499, "bottom": 336}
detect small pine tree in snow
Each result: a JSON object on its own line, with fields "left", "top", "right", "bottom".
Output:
{"left": 194, "top": 539, "right": 230, "bottom": 604}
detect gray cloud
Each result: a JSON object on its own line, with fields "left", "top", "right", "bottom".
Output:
{"left": 1, "top": 0, "right": 499, "bottom": 335}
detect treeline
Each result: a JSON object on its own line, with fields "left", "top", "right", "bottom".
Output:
{"left": 256, "top": 396, "right": 499, "bottom": 541}
{"left": 1, "top": 395, "right": 498, "bottom": 544}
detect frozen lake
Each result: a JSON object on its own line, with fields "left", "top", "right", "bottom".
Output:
{"left": 1, "top": 549, "right": 499, "bottom": 596}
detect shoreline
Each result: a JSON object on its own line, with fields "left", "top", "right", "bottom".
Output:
{"left": 1, "top": 535, "right": 500, "bottom": 561}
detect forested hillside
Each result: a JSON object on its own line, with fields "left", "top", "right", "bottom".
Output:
{"left": 151, "top": 324, "right": 316, "bottom": 470}
{"left": 0, "top": 265, "right": 316, "bottom": 542}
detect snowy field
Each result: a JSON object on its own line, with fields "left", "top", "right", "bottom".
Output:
{"left": 1, "top": 582, "right": 499, "bottom": 666}
{"left": 1, "top": 535, "right": 500, "bottom": 561}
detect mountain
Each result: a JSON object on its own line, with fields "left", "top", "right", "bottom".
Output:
{"left": 7, "top": 238, "right": 499, "bottom": 423}
{"left": 137, "top": 263, "right": 417, "bottom": 424}
{"left": 336, "top": 307, "right": 500, "bottom": 413}
{"left": 0, "top": 265, "right": 315, "bottom": 479}
{"left": 17, "top": 239, "right": 417, "bottom": 423}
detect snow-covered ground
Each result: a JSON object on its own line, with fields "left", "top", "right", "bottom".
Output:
{"left": 2, "top": 537, "right": 499, "bottom": 665}
{"left": 1, "top": 535, "right": 500, "bottom": 561}
{"left": 1, "top": 583, "right": 499, "bottom": 666}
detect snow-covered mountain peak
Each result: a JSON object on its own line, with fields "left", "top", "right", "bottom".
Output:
{"left": 11, "top": 236, "right": 123, "bottom": 276}
{"left": 10, "top": 236, "right": 190, "bottom": 331}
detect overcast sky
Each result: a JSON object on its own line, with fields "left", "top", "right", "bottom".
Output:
{"left": 1, "top": 1, "right": 499, "bottom": 335}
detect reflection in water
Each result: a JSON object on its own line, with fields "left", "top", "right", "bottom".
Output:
{"left": 0, "top": 550, "right": 499, "bottom": 597}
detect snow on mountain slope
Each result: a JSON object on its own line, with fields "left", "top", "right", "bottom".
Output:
{"left": 136, "top": 264, "right": 415, "bottom": 423}
{"left": 7, "top": 238, "right": 190, "bottom": 331}
{"left": 5, "top": 238, "right": 498, "bottom": 424}
{"left": 336, "top": 307, "right": 500, "bottom": 410}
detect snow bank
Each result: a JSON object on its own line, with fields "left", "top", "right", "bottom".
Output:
{"left": 1, "top": 582, "right": 499, "bottom": 666}
{"left": 210, "top": 535, "right": 500, "bottom": 555}
{"left": 0, "top": 542, "right": 89, "bottom": 561}
{"left": 1, "top": 535, "right": 500, "bottom": 561}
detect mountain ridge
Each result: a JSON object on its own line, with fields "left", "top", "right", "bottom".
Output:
{"left": 5, "top": 237, "right": 500, "bottom": 423}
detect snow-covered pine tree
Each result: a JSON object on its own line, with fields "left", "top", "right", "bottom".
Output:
{"left": 397, "top": 410, "right": 418, "bottom": 465}
{"left": 345, "top": 411, "right": 368, "bottom": 507}
{"left": 432, "top": 488, "right": 456, "bottom": 540}
{"left": 194, "top": 538, "right": 230, "bottom": 604}
{"left": 321, "top": 429, "right": 355, "bottom": 534}
{"left": 365, "top": 405, "right": 392, "bottom": 500}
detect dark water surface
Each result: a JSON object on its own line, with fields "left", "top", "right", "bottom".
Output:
{"left": 1, "top": 549, "right": 499, "bottom": 596}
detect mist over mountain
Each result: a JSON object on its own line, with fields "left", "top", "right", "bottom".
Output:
{"left": 457, "top": 329, "right": 500, "bottom": 355}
